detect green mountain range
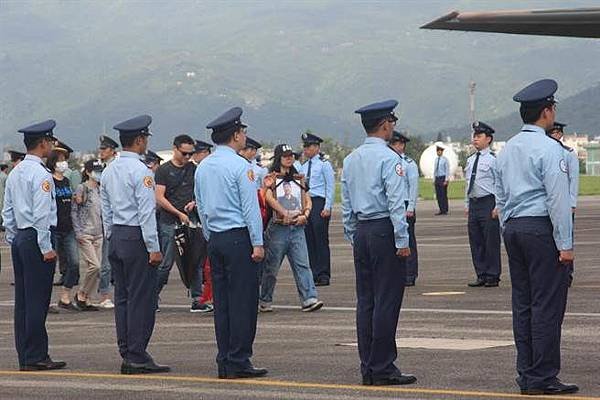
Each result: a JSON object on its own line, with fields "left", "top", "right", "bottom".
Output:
{"left": 2, "top": 0, "right": 600, "bottom": 150}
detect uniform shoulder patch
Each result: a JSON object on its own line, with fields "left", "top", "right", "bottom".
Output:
{"left": 247, "top": 168, "right": 255, "bottom": 182}
{"left": 143, "top": 176, "right": 154, "bottom": 188}
{"left": 395, "top": 163, "right": 404, "bottom": 176}
{"left": 559, "top": 159, "right": 568, "bottom": 173}
{"left": 41, "top": 180, "right": 51, "bottom": 192}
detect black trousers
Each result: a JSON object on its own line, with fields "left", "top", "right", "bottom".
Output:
{"left": 434, "top": 176, "right": 448, "bottom": 214}
{"left": 208, "top": 227, "right": 260, "bottom": 372}
{"left": 12, "top": 228, "right": 55, "bottom": 366}
{"left": 109, "top": 225, "right": 158, "bottom": 364}
{"left": 503, "top": 217, "right": 570, "bottom": 390}
{"left": 405, "top": 201, "right": 418, "bottom": 282}
{"left": 468, "top": 195, "right": 501, "bottom": 281}
{"left": 305, "top": 196, "right": 331, "bottom": 281}
{"left": 353, "top": 218, "right": 406, "bottom": 380}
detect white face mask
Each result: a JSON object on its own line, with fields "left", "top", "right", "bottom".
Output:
{"left": 91, "top": 171, "right": 102, "bottom": 182}
{"left": 55, "top": 161, "right": 69, "bottom": 173}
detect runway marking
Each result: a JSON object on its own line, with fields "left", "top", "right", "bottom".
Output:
{"left": 337, "top": 338, "right": 514, "bottom": 350}
{"left": 421, "top": 291, "right": 466, "bottom": 296}
{"left": 0, "top": 370, "right": 597, "bottom": 400}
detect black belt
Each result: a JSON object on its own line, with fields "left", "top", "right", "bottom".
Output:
{"left": 357, "top": 217, "right": 390, "bottom": 225}
{"left": 469, "top": 194, "right": 494, "bottom": 203}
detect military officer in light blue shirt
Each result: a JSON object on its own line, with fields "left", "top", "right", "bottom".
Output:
{"left": 342, "top": 99, "right": 416, "bottom": 387}
{"left": 433, "top": 146, "right": 450, "bottom": 215}
{"left": 101, "top": 114, "right": 170, "bottom": 375}
{"left": 299, "top": 132, "right": 335, "bottom": 286}
{"left": 239, "top": 136, "right": 268, "bottom": 189}
{"left": 389, "top": 131, "right": 420, "bottom": 286}
{"left": 464, "top": 121, "right": 501, "bottom": 288}
{"left": 496, "top": 79, "right": 577, "bottom": 396}
{"left": 547, "top": 121, "right": 579, "bottom": 287}
{"left": 2, "top": 119, "right": 67, "bottom": 371}
{"left": 195, "top": 107, "right": 267, "bottom": 380}
{"left": 547, "top": 122, "right": 579, "bottom": 211}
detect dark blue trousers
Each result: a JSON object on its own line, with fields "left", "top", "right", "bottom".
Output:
{"left": 305, "top": 196, "right": 331, "bottom": 281}
{"left": 503, "top": 217, "right": 570, "bottom": 390}
{"left": 404, "top": 201, "right": 418, "bottom": 283}
{"left": 12, "top": 228, "right": 55, "bottom": 366}
{"left": 468, "top": 195, "right": 501, "bottom": 281}
{"left": 208, "top": 227, "right": 260, "bottom": 372}
{"left": 108, "top": 225, "right": 158, "bottom": 364}
{"left": 434, "top": 176, "right": 448, "bottom": 214}
{"left": 353, "top": 218, "right": 406, "bottom": 380}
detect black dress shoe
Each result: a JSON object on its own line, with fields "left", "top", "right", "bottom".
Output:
{"left": 521, "top": 381, "right": 579, "bottom": 395}
{"left": 121, "top": 360, "right": 171, "bottom": 375}
{"left": 468, "top": 279, "right": 486, "bottom": 287}
{"left": 484, "top": 280, "right": 499, "bottom": 287}
{"left": 20, "top": 358, "right": 67, "bottom": 371}
{"left": 220, "top": 366, "right": 268, "bottom": 379}
{"left": 372, "top": 373, "right": 417, "bottom": 386}
{"left": 362, "top": 375, "right": 373, "bottom": 385}
{"left": 405, "top": 280, "right": 415, "bottom": 287}
{"left": 315, "top": 279, "right": 330, "bottom": 287}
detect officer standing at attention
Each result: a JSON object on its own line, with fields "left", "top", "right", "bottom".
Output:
{"left": 342, "top": 100, "right": 416, "bottom": 386}
{"left": 97, "top": 134, "right": 119, "bottom": 309}
{"left": 547, "top": 122, "right": 579, "bottom": 287}
{"left": 496, "top": 79, "right": 577, "bottom": 395}
{"left": 388, "top": 131, "right": 419, "bottom": 286}
{"left": 2, "top": 119, "right": 66, "bottom": 371}
{"left": 101, "top": 115, "right": 170, "bottom": 375}
{"left": 239, "top": 137, "right": 267, "bottom": 189}
{"left": 299, "top": 132, "right": 335, "bottom": 286}
{"left": 433, "top": 146, "right": 449, "bottom": 215}
{"left": 195, "top": 107, "right": 267, "bottom": 379}
{"left": 547, "top": 122, "right": 579, "bottom": 213}
{"left": 465, "top": 121, "right": 502, "bottom": 288}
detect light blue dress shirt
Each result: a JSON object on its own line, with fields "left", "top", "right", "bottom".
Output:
{"left": 251, "top": 159, "right": 268, "bottom": 190}
{"left": 2, "top": 155, "right": 57, "bottom": 254}
{"left": 565, "top": 149, "right": 579, "bottom": 208}
{"left": 194, "top": 145, "right": 263, "bottom": 246}
{"left": 299, "top": 155, "right": 335, "bottom": 210}
{"left": 464, "top": 147, "right": 497, "bottom": 205}
{"left": 401, "top": 154, "right": 419, "bottom": 212}
{"left": 434, "top": 155, "right": 449, "bottom": 178}
{"left": 100, "top": 151, "right": 159, "bottom": 253}
{"left": 342, "top": 137, "right": 409, "bottom": 249}
{"left": 495, "top": 124, "right": 572, "bottom": 250}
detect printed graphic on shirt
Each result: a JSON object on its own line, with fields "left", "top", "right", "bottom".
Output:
{"left": 559, "top": 159, "right": 567, "bottom": 173}
{"left": 247, "top": 169, "right": 255, "bottom": 182}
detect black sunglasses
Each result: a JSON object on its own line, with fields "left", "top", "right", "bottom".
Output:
{"left": 177, "top": 148, "right": 194, "bottom": 157}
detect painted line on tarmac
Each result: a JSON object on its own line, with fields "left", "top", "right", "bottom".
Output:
{"left": 2, "top": 302, "right": 597, "bottom": 319}
{"left": 0, "top": 370, "right": 597, "bottom": 400}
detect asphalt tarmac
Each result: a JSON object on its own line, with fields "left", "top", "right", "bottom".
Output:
{"left": 1, "top": 197, "right": 599, "bottom": 400}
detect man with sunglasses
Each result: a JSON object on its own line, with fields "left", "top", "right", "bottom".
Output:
{"left": 155, "top": 134, "right": 212, "bottom": 313}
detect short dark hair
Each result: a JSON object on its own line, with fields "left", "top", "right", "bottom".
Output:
{"left": 24, "top": 135, "right": 48, "bottom": 151}
{"left": 173, "top": 134, "right": 194, "bottom": 147}
{"left": 120, "top": 134, "right": 144, "bottom": 148}
{"left": 212, "top": 127, "right": 238, "bottom": 145}
{"left": 0, "top": 165, "right": 8, "bottom": 172}
{"left": 362, "top": 117, "right": 385, "bottom": 134}
{"left": 46, "top": 150, "right": 62, "bottom": 172}
{"left": 520, "top": 103, "right": 551, "bottom": 124}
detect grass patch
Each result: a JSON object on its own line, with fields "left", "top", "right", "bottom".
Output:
{"left": 334, "top": 176, "right": 600, "bottom": 203}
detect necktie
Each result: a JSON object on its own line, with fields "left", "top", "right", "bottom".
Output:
{"left": 467, "top": 152, "right": 480, "bottom": 196}
{"left": 306, "top": 159, "right": 312, "bottom": 186}
{"left": 435, "top": 157, "right": 440, "bottom": 176}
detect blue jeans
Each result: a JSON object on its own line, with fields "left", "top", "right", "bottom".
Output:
{"left": 54, "top": 230, "right": 79, "bottom": 289}
{"left": 98, "top": 237, "right": 112, "bottom": 295}
{"left": 260, "top": 223, "right": 318, "bottom": 306}
{"left": 156, "top": 220, "right": 203, "bottom": 300}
